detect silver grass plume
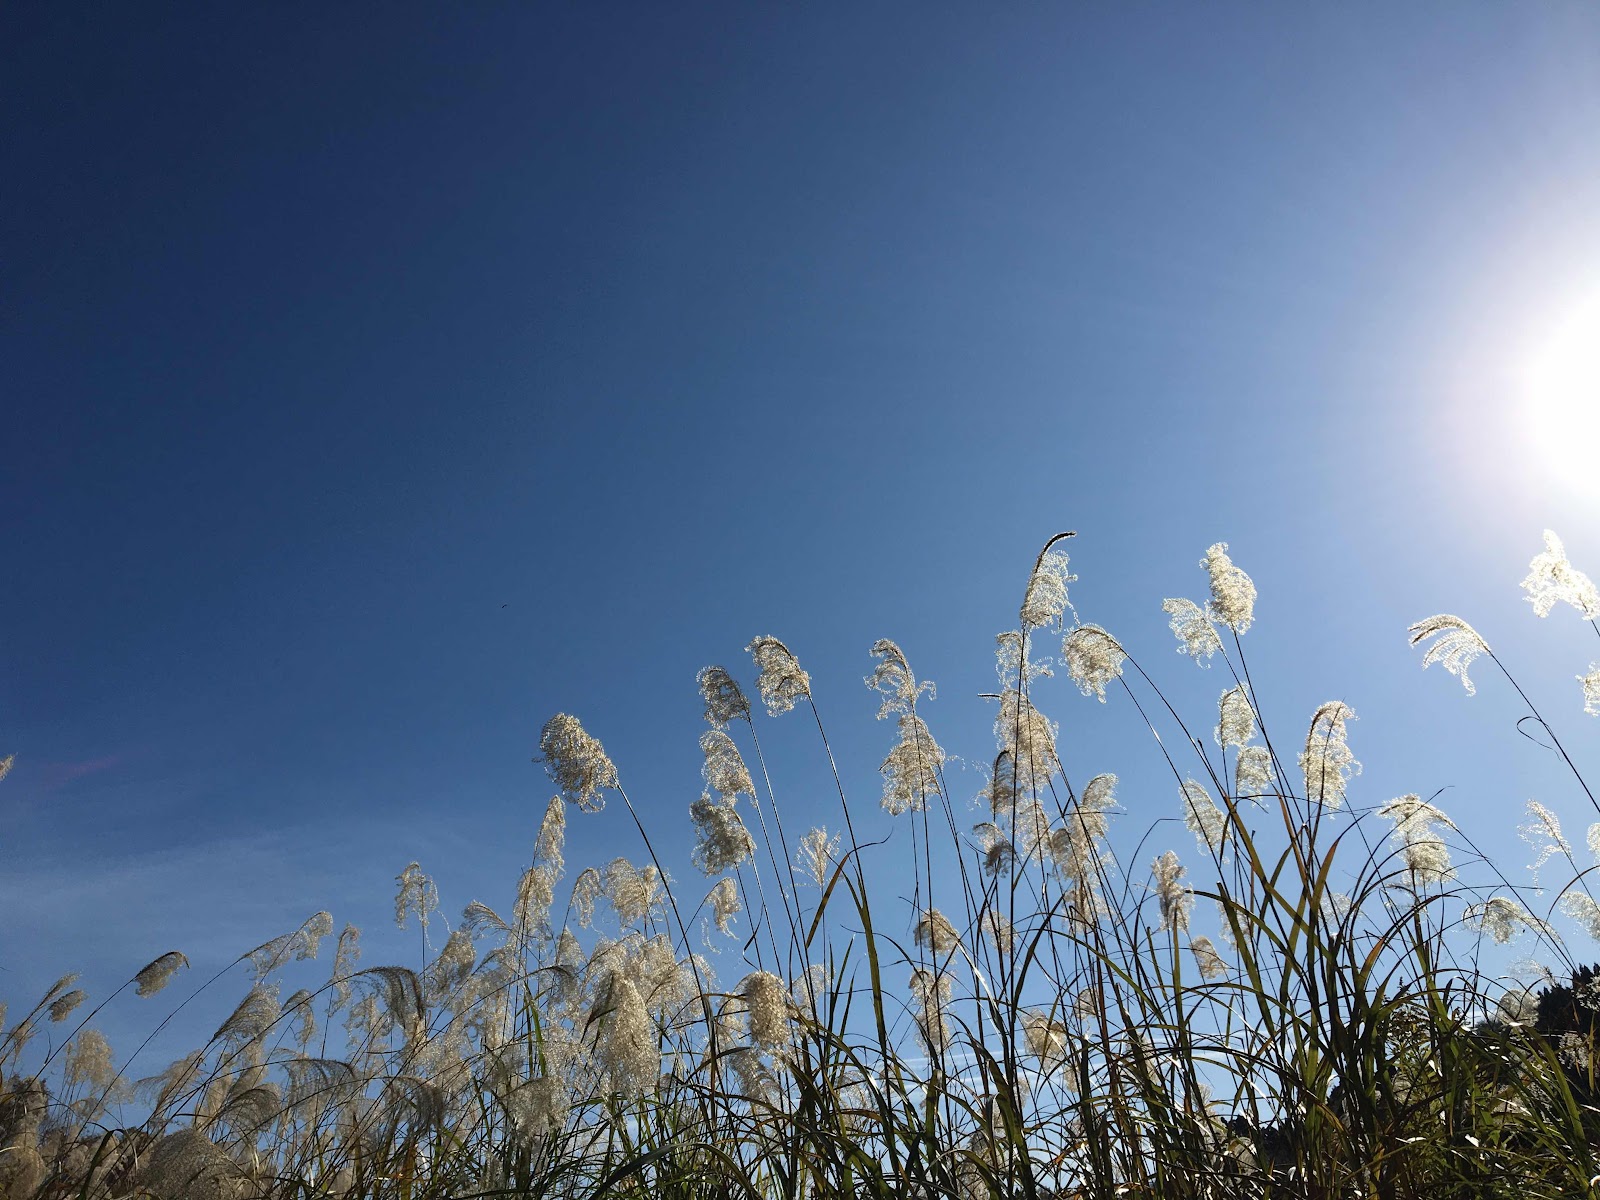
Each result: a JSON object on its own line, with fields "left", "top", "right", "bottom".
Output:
{"left": 534, "top": 795, "right": 566, "bottom": 875}
{"left": 992, "top": 690, "right": 1058, "bottom": 800}
{"left": 0, "top": 755, "right": 12, "bottom": 783}
{"left": 1300, "top": 702, "right": 1359, "bottom": 809}
{"left": 572, "top": 868, "right": 602, "bottom": 928}
{"left": 134, "top": 951, "right": 189, "bottom": 998}
{"left": 1163, "top": 598, "right": 1222, "bottom": 664}
{"left": 1189, "top": 936, "right": 1228, "bottom": 981}
{"left": 1153, "top": 851, "right": 1193, "bottom": 933}
{"left": 1234, "top": 745, "right": 1275, "bottom": 804}
{"left": 285, "top": 989, "right": 317, "bottom": 1051}
{"left": 213, "top": 985, "right": 281, "bottom": 1048}
{"left": 1560, "top": 891, "right": 1600, "bottom": 940}
{"left": 697, "top": 665, "right": 752, "bottom": 728}
{"left": 740, "top": 971, "right": 790, "bottom": 1048}
{"left": 1021, "top": 1011, "right": 1069, "bottom": 1068}
{"left": 1378, "top": 794, "right": 1456, "bottom": 886}
{"left": 1202, "top": 542, "right": 1256, "bottom": 633}
{"left": 536, "top": 713, "right": 618, "bottom": 812}
{"left": 795, "top": 826, "right": 840, "bottom": 886}
{"left": 1216, "top": 686, "right": 1256, "bottom": 749}
{"left": 514, "top": 865, "right": 556, "bottom": 937}
{"left": 49, "top": 989, "right": 87, "bottom": 1022}
{"left": 690, "top": 793, "right": 757, "bottom": 875}
{"left": 1407, "top": 614, "right": 1490, "bottom": 696}
{"left": 590, "top": 972, "right": 657, "bottom": 1098}
{"left": 1180, "top": 780, "right": 1227, "bottom": 854}
{"left": 745, "top": 636, "right": 811, "bottom": 716}
{"left": 330, "top": 925, "right": 361, "bottom": 1010}
{"left": 981, "top": 910, "right": 1014, "bottom": 954}
{"left": 64, "top": 1029, "right": 115, "bottom": 1094}
{"left": 867, "top": 638, "right": 935, "bottom": 717}
{"left": 1020, "top": 540, "right": 1077, "bottom": 631}
{"left": 708, "top": 878, "right": 741, "bottom": 934}
{"left": 1465, "top": 897, "right": 1546, "bottom": 945}
{"left": 880, "top": 713, "right": 946, "bottom": 816}
{"left": 1520, "top": 800, "right": 1571, "bottom": 888}
{"left": 974, "top": 822, "right": 1016, "bottom": 878}
{"left": 910, "top": 967, "right": 953, "bottom": 1053}
{"left": 701, "top": 729, "right": 755, "bottom": 799}
{"left": 1062, "top": 625, "right": 1126, "bottom": 701}
{"left": 602, "top": 857, "right": 663, "bottom": 926}
{"left": 1582, "top": 666, "right": 1600, "bottom": 717}
{"left": 394, "top": 862, "right": 440, "bottom": 930}
{"left": 1522, "top": 530, "right": 1600, "bottom": 619}
{"left": 914, "top": 908, "right": 961, "bottom": 955}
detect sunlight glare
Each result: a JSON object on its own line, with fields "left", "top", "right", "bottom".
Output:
{"left": 1525, "top": 288, "right": 1600, "bottom": 499}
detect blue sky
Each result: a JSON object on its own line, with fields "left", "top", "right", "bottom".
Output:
{"left": 4, "top": 4, "right": 1600, "bottom": 1061}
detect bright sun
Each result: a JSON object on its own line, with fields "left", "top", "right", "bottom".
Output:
{"left": 1525, "top": 289, "right": 1600, "bottom": 498}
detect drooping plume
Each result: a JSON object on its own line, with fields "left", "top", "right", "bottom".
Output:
{"left": 1521, "top": 530, "right": 1600, "bottom": 619}
{"left": 536, "top": 713, "right": 618, "bottom": 812}
{"left": 1062, "top": 625, "right": 1126, "bottom": 702}
{"left": 1407, "top": 615, "right": 1490, "bottom": 697}
{"left": 1153, "top": 851, "right": 1193, "bottom": 933}
{"left": 1378, "top": 794, "right": 1456, "bottom": 887}
{"left": 1019, "top": 541, "right": 1077, "bottom": 631}
{"left": 1300, "top": 702, "right": 1359, "bottom": 809}
{"left": 1163, "top": 598, "right": 1222, "bottom": 664}
{"left": 745, "top": 636, "right": 812, "bottom": 716}
{"left": 1202, "top": 542, "right": 1256, "bottom": 633}
{"left": 696, "top": 665, "right": 752, "bottom": 729}
{"left": 1180, "top": 780, "right": 1227, "bottom": 854}
{"left": 1216, "top": 686, "right": 1256, "bottom": 749}
{"left": 879, "top": 713, "right": 946, "bottom": 816}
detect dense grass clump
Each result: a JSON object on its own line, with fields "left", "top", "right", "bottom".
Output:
{"left": 4, "top": 531, "right": 1600, "bottom": 1199}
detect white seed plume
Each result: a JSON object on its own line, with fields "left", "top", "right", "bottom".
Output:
{"left": 394, "top": 862, "right": 440, "bottom": 930}
{"left": 1189, "top": 936, "right": 1228, "bottom": 981}
{"left": 1019, "top": 545, "right": 1077, "bottom": 631}
{"left": 867, "top": 638, "right": 935, "bottom": 717}
{"left": 602, "top": 858, "right": 662, "bottom": 927}
{"left": 1520, "top": 800, "right": 1571, "bottom": 887}
{"left": 1233, "top": 745, "right": 1275, "bottom": 805}
{"left": 1180, "top": 780, "right": 1227, "bottom": 854}
{"left": 880, "top": 713, "right": 946, "bottom": 816}
{"left": 1378, "top": 794, "right": 1456, "bottom": 887}
{"left": 701, "top": 730, "right": 755, "bottom": 799}
{"left": 572, "top": 868, "right": 602, "bottom": 928}
{"left": 740, "top": 971, "right": 791, "bottom": 1049}
{"left": 1560, "top": 891, "right": 1600, "bottom": 940}
{"left": 514, "top": 865, "right": 556, "bottom": 936}
{"left": 1021, "top": 1011, "right": 1069, "bottom": 1067}
{"left": 331, "top": 925, "right": 361, "bottom": 1009}
{"left": 1407, "top": 614, "right": 1490, "bottom": 697}
{"left": 134, "top": 951, "right": 189, "bottom": 998}
{"left": 980, "top": 910, "right": 1014, "bottom": 953}
{"left": 1202, "top": 542, "right": 1257, "bottom": 633}
{"left": 1153, "top": 851, "right": 1193, "bottom": 933}
{"left": 1061, "top": 624, "right": 1126, "bottom": 702}
{"left": 914, "top": 908, "right": 961, "bottom": 955}
{"left": 708, "top": 878, "right": 741, "bottom": 935}
{"left": 64, "top": 1029, "right": 116, "bottom": 1093}
{"left": 1465, "top": 897, "right": 1537, "bottom": 945}
{"left": 49, "top": 989, "right": 86, "bottom": 1022}
{"left": 992, "top": 690, "right": 1058, "bottom": 801}
{"left": 1300, "top": 702, "right": 1359, "bottom": 809}
{"left": 796, "top": 826, "right": 841, "bottom": 886}
{"left": 697, "top": 665, "right": 752, "bottom": 728}
{"left": 1163, "top": 598, "right": 1222, "bottom": 664}
{"left": 1582, "top": 666, "right": 1600, "bottom": 717}
{"left": 590, "top": 972, "right": 657, "bottom": 1098}
{"left": 1216, "top": 686, "right": 1256, "bottom": 749}
{"left": 910, "top": 967, "right": 953, "bottom": 1052}
{"left": 534, "top": 795, "right": 566, "bottom": 874}
{"left": 1522, "top": 530, "right": 1600, "bottom": 619}
{"left": 537, "top": 713, "right": 618, "bottom": 812}
{"left": 689, "top": 793, "right": 756, "bottom": 876}
{"left": 745, "top": 636, "right": 811, "bottom": 716}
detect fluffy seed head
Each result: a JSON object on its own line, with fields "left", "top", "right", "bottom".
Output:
{"left": 64, "top": 1028, "right": 116, "bottom": 1092}
{"left": 697, "top": 665, "right": 752, "bottom": 728}
{"left": 708, "top": 878, "right": 741, "bottom": 934}
{"left": 991, "top": 691, "right": 1058, "bottom": 801}
{"left": 701, "top": 730, "right": 755, "bottom": 799}
{"left": 1378, "top": 794, "right": 1457, "bottom": 886}
{"left": 1216, "top": 686, "right": 1256, "bottom": 749}
{"left": 914, "top": 908, "right": 961, "bottom": 955}
{"left": 331, "top": 925, "right": 361, "bottom": 1009}
{"left": 49, "top": 989, "right": 87, "bottom": 1022}
{"left": 1521, "top": 800, "right": 1571, "bottom": 887}
{"left": 1466, "top": 897, "right": 1535, "bottom": 945}
{"left": 689, "top": 794, "right": 757, "bottom": 876}
{"left": 1560, "top": 891, "right": 1600, "bottom": 940}
{"left": 536, "top": 713, "right": 617, "bottom": 812}
{"left": 1202, "top": 542, "right": 1256, "bottom": 633}
{"left": 1582, "top": 666, "right": 1600, "bottom": 717}
{"left": 603, "top": 858, "right": 662, "bottom": 926}
{"left": 1189, "top": 936, "right": 1228, "bottom": 981}
{"left": 980, "top": 910, "right": 1014, "bottom": 953}
{"left": 1180, "top": 780, "right": 1227, "bottom": 854}
{"left": 910, "top": 967, "right": 953, "bottom": 1052}
{"left": 867, "top": 639, "right": 935, "bottom": 718}
{"left": 880, "top": 713, "right": 946, "bottom": 816}
{"left": 1522, "top": 530, "right": 1600, "bottom": 619}
{"left": 1019, "top": 543, "right": 1077, "bottom": 631}
{"left": 1163, "top": 598, "right": 1222, "bottom": 664}
{"left": 745, "top": 636, "right": 811, "bottom": 716}
{"left": 796, "top": 827, "right": 841, "bottom": 886}
{"left": 1407, "top": 615, "right": 1490, "bottom": 696}
{"left": 1234, "top": 745, "right": 1275, "bottom": 803}
{"left": 1021, "top": 1011, "right": 1069, "bottom": 1067}
{"left": 1153, "top": 851, "right": 1193, "bottom": 933}
{"left": 394, "top": 862, "right": 440, "bottom": 929}
{"left": 1061, "top": 625, "right": 1126, "bottom": 702}
{"left": 740, "top": 971, "right": 790, "bottom": 1048}
{"left": 534, "top": 796, "right": 566, "bottom": 873}
{"left": 1300, "top": 702, "right": 1359, "bottom": 809}
{"left": 590, "top": 973, "right": 657, "bottom": 1098}
{"left": 572, "top": 868, "right": 603, "bottom": 928}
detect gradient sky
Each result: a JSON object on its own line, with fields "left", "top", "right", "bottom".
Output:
{"left": 5, "top": 4, "right": 1600, "bottom": 1061}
